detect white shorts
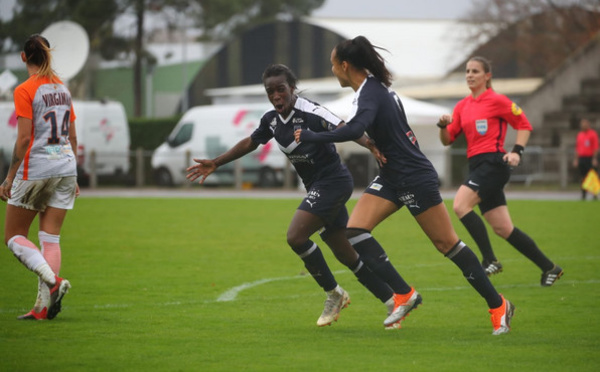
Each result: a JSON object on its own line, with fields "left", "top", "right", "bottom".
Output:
{"left": 8, "top": 176, "right": 77, "bottom": 211}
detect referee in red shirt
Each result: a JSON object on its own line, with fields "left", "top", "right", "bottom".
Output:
{"left": 438, "top": 56, "right": 563, "bottom": 287}
{"left": 573, "top": 117, "right": 599, "bottom": 200}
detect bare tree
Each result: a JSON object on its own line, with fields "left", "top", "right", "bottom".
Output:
{"left": 458, "top": 0, "right": 600, "bottom": 77}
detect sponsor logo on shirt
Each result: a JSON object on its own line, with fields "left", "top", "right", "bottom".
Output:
{"left": 369, "top": 183, "right": 383, "bottom": 191}
{"left": 476, "top": 119, "right": 488, "bottom": 135}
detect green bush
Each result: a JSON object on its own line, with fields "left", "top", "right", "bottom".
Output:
{"left": 128, "top": 115, "right": 181, "bottom": 150}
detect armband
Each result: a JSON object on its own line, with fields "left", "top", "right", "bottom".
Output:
{"left": 436, "top": 122, "right": 447, "bottom": 129}
{"left": 511, "top": 145, "right": 525, "bottom": 157}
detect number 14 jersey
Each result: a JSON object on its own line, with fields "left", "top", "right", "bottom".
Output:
{"left": 13, "top": 75, "right": 77, "bottom": 180}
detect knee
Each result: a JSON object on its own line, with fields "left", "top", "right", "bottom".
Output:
{"left": 432, "top": 238, "right": 455, "bottom": 255}
{"left": 493, "top": 225, "right": 513, "bottom": 239}
{"left": 453, "top": 202, "right": 471, "bottom": 218}
{"left": 345, "top": 227, "right": 369, "bottom": 241}
{"left": 286, "top": 232, "right": 304, "bottom": 251}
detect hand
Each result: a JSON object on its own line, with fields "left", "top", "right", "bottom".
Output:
{"left": 503, "top": 152, "right": 521, "bottom": 167}
{"left": 438, "top": 114, "right": 452, "bottom": 127}
{"left": 0, "top": 178, "right": 13, "bottom": 202}
{"left": 75, "top": 183, "right": 80, "bottom": 198}
{"left": 186, "top": 159, "right": 217, "bottom": 184}
{"left": 294, "top": 129, "right": 302, "bottom": 143}
{"left": 366, "top": 139, "right": 387, "bottom": 167}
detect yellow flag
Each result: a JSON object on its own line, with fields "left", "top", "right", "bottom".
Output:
{"left": 582, "top": 169, "right": 600, "bottom": 195}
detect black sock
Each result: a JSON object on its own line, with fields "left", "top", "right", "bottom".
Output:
{"left": 506, "top": 227, "right": 554, "bottom": 272}
{"left": 349, "top": 258, "right": 394, "bottom": 302}
{"left": 460, "top": 211, "right": 497, "bottom": 263}
{"left": 446, "top": 240, "right": 502, "bottom": 309}
{"left": 347, "top": 228, "right": 412, "bottom": 295}
{"left": 296, "top": 241, "right": 337, "bottom": 292}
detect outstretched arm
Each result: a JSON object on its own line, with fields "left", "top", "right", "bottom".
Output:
{"left": 295, "top": 119, "right": 367, "bottom": 144}
{"left": 186, "top": 136, "right": 259, "bottom": 184}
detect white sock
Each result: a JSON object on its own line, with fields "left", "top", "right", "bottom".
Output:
{"left": 33, "top": 278, "right": 51, "bottom": 312}
{"left": 7, "top": 235, "right": 56, "bottom": 285}
{"left": 39, "top": 231, "right": 61, "bottom": 274}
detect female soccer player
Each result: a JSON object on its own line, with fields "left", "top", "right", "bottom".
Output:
{"left": 295, "top": 36, "right": 513, "bottom": 335}
{"left": 187, "top": 64, "right": 410, "bottom": 328}
{"left": 437, "top": 56, "right": 563, "bottom": 286}
{"left": 0, "top": 34, "right": 76, "bottom": 320}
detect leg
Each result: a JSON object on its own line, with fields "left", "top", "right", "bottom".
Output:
{"left": 323, "top": 228, "right": 393, "bottom": 303}
{"left": 287, "top": 209, "right": 349, "bottom": 326}
{"left": 4, "top": 205, "right": 55, "bottom": 282}
{"left": 347, "top": 193, "right": 419, "bottom": 328}
{"left": 484, "top": 206, "right": 558, "bottom": 278}
{"left": 454, "top": 185, "right": 498, "bottom": 264}
{"left": 24, "top": 207, "right": 69, "bottom": 317}
{"left": 415, "top": 202, "right": 514, "bottom": 334}
{"left": 346, "top": 194, "right": 412, "bottom": 295}
{"left": 287, "top": 209, "right": 337, "bottom": 292}
{"left": 415, "top": 203, "right": 503, "bottom": 308}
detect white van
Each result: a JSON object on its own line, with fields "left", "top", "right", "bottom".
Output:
{"left": 151, "top": 103, "right": 289, "bottom": 187}
{"left": 0, "top": 100, "right": 130, "bottom": 183}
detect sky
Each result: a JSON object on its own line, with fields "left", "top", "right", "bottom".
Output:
{"left": 312, "top": 0, "right": 475, "bottom": 19}
{"left": 0, "top": 0, "right": 475, "bottom": 22}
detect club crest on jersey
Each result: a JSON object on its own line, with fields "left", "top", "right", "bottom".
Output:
{"left": 511, "top": 102, "right": 523, "bottom": 116}
{"left": 270, "top": 118, "right": 277, "bottom": 127}
{"left": 476, "top": 119, "right": 488, "bottom": 135}
{"left": 406, "top": 130, "right": 417, "bottom": 145}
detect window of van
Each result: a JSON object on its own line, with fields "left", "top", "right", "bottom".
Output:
{"left": 168, "top": 123, "right": 193, "bottom": 147}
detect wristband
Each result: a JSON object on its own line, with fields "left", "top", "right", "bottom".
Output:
{"left": 436, "top": 122, "right": 447, "bottom": 129}
{"left": 511, "top": 145, "right": 524, "bottom": 157}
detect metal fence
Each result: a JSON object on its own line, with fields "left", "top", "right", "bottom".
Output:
{"left": 0, "top": 147, "right": 581, "bottom": 190}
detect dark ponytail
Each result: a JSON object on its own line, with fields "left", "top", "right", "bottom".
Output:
{"left": 23, "top": 34, "right": 57, "bottom": 81}
{"left": 334, "top": 36, "right": 392, "bottom": 87}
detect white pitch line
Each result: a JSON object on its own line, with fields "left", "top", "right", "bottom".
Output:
{"left": 216, "top": 270, "right": 346, "bottom": 302}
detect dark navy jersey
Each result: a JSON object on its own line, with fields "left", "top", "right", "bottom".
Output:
{"left": 300, "top": 76, "right": 437, "bottom": 186}
{"left": 251, "top": 96, "right": 348, "bottom": 188}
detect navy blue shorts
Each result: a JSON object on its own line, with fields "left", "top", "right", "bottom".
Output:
{"left": 298, "top": 173, "right": 353, "bottom": 237}
{"left": 465, "top": 153, "right": 511, "bottom": 214}
{"left": 363, "top": 175, "right": 443, "bottom": 216}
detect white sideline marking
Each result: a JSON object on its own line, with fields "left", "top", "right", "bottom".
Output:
{"left": 216, "top": 270, "right": 346, "bottom": 302}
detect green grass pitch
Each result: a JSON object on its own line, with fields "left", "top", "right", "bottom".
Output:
{"left": 1, "top": 196, "right": 599, "bottom": 371}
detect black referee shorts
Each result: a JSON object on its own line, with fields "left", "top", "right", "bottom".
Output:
{"left": 464, "top": 152, "right": 511, "bottom": 214}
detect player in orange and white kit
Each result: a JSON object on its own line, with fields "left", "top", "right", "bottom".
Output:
{"left": 0, "top": 34, "right": 77, "bottom": 320}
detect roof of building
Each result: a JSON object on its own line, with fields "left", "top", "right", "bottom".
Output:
{"left": 305, "top": 17, "right": 483, "bottom": 80}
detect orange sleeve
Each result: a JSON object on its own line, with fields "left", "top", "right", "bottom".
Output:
{"left": 13, "top": 78, "right": 38, "bottom": 120}
{"left": 70, "top": 103, "right": 77, "bottom": 122}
